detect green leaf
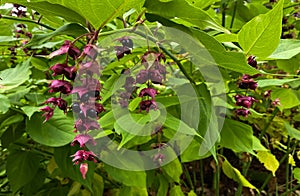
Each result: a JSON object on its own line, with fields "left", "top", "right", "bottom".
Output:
{"left": 0, "top": 113, "right": 24, "bottom": 129}
{"left": 222, "top": 158, "right": 259, "bottom": 192}
{"left": 0, "top": 58, "right": 31, "bottom": 93}
{"left": 128, "top": 97, "right": 142, "bottom": 111}
{"left": 157, "top": 175, "right": 169, "bottom": 196}
{"left": 238, "top": 0, "right": 283, "bottom": 58}
{"left": 27, "top": 23, "right": 88, "bottom": 47}
{"left": 92, "top": 174, "right": 104, "bottom": 196}
{"left": 268, "top": 39, "right": 300, "bottom": 59}
{"left": 0, "top": 94, "right": 10, "bottom": 114}
{"left": 164, "top": 113, "right": 201, "bottom": 137}
{"left": 186, "top": 0, "right": 219, "bottom": 9}
{"left": 214, "top": 33, "right": 238, "bottom": 43}
{"left": 293, "top": 168, "right": 300, "bottom": 184}
{"left": 257, "top": 78, "right": 300, "bottom": 88}
{"left": 6, "top": 151, "right": 41, "bottom": 193}
{"left": 0, "top": 36, "right": 21, "bottom": 43}
{"left": 21, "top": 106, "right": 42, "bottom": 120}
{"left": 271, "top": 88, "right": 300, "bottom": 110}
{"left": 26, "top": 111, "right": 76, "bottom": 147}
{"left": 220, "top": 119, "right": 254, "bottom": 154}
{"left": 284, "top": 122, "right": 300, "bottom": 140}
{"left": 104, "top": 164, "right": 147, "bottom": 187}
{"left": 1, "top": 0, "right": 86, "bottom": 25}
{"left": 119, "top": 186, "right": 148, "bottom": 196}
{"left": 144, "top": 0, "right": 229, "bottom": 33}
{"left": 256, "top": 151, "right": 279, "bottom": 176}
{"left": 161, "top": 156, "right": 183, "bottom": 183}
{"left": 276, "top": 54, "right": 300, "bottom": 74}
{"left": 169, "top": 185, "right": 185, "bottom": 196}
{"left": 11, "top": 0, "right": 145, "bottom": 28}
{"left": 188, "top": 190, "right": 198, "bottom": 196}
{"left": 154, "top": 18, "right": 259, "bottom": 75}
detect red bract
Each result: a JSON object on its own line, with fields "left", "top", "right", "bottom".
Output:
{"left": 71, "top": 134, "right": 96, "bottom": 147}
{"left": 140, "top": 100, "right": 158, "bottom": 112}
{"left": 139, "top": 88, "right": 157, "bottom": 99}
{"left": 247, "top": 56, "right": 258, "bottom": 69}
{"left": 40, "top": 106, "right": 54, "bottom": 122}
{"left": 235, "top": 108, "right": 251, "bottom": 118}
{"left": 49, "top": 40, "right": 80, "bottom": 59}
{"left": 44, "top": 97, "right": 68, "bottom": 112}
{"left": 71, "top": 150, "right": 97, "bottom": 165}
{"left": 74, "top": 118, "right": 100, "bottom": 132}
{"left": 83, "top": 44, "right": 98, "bottom": 59}
{"left": 80, "top": 163, "right": 88, "bottom": 179}
{"left": 49, "top": 80, "right": 72, "bottom": 94}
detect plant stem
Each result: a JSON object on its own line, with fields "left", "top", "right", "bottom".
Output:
{"left": 184, "top": 164, "right": 195, "bottom": 191}
{"left": 281, "top": 184, "right": 300, "bottom": 196}
{"left": 230, "top": 0, "right": 238, "bottom": 30}
{"left": 199, "top": 160, "right": 205, "bottom": 196}
{"left": 1, "top": 15, "right": 55, "bottom": 31}
{"left": 285, "top": 136, "right": 290, "bottom": 194}
{"left": 259, "top": 107, "right": 279, "bottom": 140}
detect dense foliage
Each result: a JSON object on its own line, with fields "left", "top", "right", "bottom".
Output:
{"left": 0, "top": 0, "right": 300, "bottom": 195}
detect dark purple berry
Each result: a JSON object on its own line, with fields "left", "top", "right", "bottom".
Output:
{"left": 88, "top": 90, "right": 100, "bottom": 97}
{"left": 78, "top": 110, "right": 86, "bottom": 119}
{"left": 80, "top": 93, "right": 90, "bottom": 103}
{"left": 87, "top": 109, "right": 97, "bottom": 118}
{"left": 72, "top": 103, "right": 81, "bottom": 113}
{"left": 121, "top": 38, "right": 133, "bottom": 49}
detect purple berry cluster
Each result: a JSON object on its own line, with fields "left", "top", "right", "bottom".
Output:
{"left": 117, "top": 50, "right": 166, "bottom": 112}
{"left": 41, "top": 40, "right": 105, "bottom": 179}
{"left": 234, "top": 56, "right": 259, "bottom": 117}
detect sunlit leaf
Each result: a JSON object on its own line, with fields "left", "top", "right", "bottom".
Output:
{"left": 238, "top": 0, "right": 283, "bottom": 58}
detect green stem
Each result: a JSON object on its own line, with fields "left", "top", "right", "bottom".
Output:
{"left": 281, "top": 184, "right": 300, "bottom": 196}
{"left": 199, "top": 160, "right": 205, "bottom": 196}
{"left": 285, "top": 136, "right": 290, "bottom": 194}
{"left": 1, "top": 15, "right": 55, "bottom": 31}
{"left": 230, "top": 0, "right": 238, "bottom": 30}
{"left": 283, "top": 3, "right": 300, "bottom": 10}
{"left": 259, "top": 107, "right": 279, "bottom": 140}
{"left": 184, "top": 164, "right": 195, "bottom": 191}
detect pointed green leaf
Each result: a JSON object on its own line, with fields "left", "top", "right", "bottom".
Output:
{"left": 144, "top": 0, "right": 229, "bottom": 33}
{"left": 220, "top": 119, "right": 254, "bottom": 154}
{"left": 256, "top": 151, "right": 279, "bottom": 176}
{"left": 169, "top": 185, "right": 185, "bottom": 196}
{"left": 5, "top": 0, "right": 145, "bottom": 28}
{"left": 268, "top": 39, "right": 300, "bottom": 59}
{"left": 238, "top": 0, "right": 283, "bottom": 58}
{"left": 257, "top": 78, "right": 300, "bottom": 88}
{"left": 222, "top": 158, "right": 259, "bottom": 193}
{"left": 26, "top": 111, "right": 76, "bottom": 147}
{"left": 284, "top": 122, "right": 300, "bottom": 140}
{"left": 0, "top": 59, "right": 31, "bottom": 93}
